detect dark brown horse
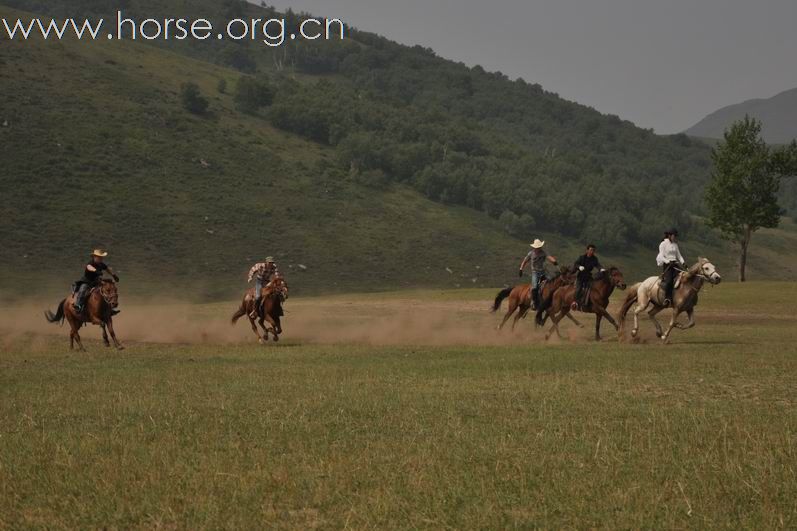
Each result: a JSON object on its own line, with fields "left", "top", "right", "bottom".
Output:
{"left": 544, "top": 267, "right": 627, "bottom": 341}
{"left": 45, "top": 279, "right": 123, "bottom": 350}
{"left": 231, "top": 274, "right": 289, "bottom": 344}
{"left": 492, "top": 269, "right": 581, "bottom": 330}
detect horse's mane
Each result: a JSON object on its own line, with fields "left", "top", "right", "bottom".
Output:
{"left": 683, "top": 258, "right": 708, "bottom": 281}
{"left": 595, "top": 266, "right": 619, "bottom": 280}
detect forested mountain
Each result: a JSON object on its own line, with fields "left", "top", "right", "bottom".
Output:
{"left": 686, "top": 88, "right": 797, "bottom": 145}
{"left": 4, "top": 0, "right": 795, "bottom": 296}
{"left": 3, "top": 0, "right": 714, "bottom": 250}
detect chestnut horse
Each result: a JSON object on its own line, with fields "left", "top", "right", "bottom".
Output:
{"left": 44, "top": 279, "right": 123, "bottom": 350}
{"left": 492, "top": 269, "right": 581, "bottom": 330}
{"left": 231, "top": 275, "right": 289, "bottom": 344}
{"left": 544, "top": 267, "right": 627, "bottom": 341}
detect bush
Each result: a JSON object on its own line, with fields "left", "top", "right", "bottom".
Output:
{"left": 180, "top": 82, "right": 208, "bottom": 115}
{"left": 234, "top": 77, "right": 275, "bottom": 114}
{"left": 217, "top": 78, "right": 227, "bottom": 94}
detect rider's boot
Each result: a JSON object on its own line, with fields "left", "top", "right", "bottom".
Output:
{"left": 73, "top": 283, "right": 89, "bottom": 314}
{"left": 531, "top": 288, "right": 540, "bottom": 310}
{"left": 249, "top": 296, "right": 260, "bottom": 319}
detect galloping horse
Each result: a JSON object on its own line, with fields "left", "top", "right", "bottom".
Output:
{"left": 44, "top": 279, "right": 123, "bottom": 350}
{"left": 618, "top": 258, "right": 721, "bottom": 343}
{"left": 544, "top": 267, "right": 627, "bottom": 341}
{"left": 492, "top": 268, "right": 581, "bottom": 330}
{"left": 231, "top": 274, "right": 289, "bottom": 344}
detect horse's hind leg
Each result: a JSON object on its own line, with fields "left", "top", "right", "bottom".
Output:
{"left": 566, "top": 314, "right": 583, "bottom": 328}
{"left": 511, "top": 306, "right": 526, "bottom": 330}
{"left": 498, "top": 301, "right": 517, "bottom": 330}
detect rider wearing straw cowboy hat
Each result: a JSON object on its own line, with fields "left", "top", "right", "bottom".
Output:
{"left": 519, "top": 239, "right": 558, "bottom": 310}
{"left": 656, "top": 228, "right": 686, "bottom": 306}
{"left": 73, "top": 249, "right": 120, "bottom": 314}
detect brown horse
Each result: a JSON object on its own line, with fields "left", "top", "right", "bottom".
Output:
{"left": 231, "top": 275, "right": 289, "bottom": 344}
{"left": 492, "top": 269, "right": 581, "bottom": 330}
{"left": 45, "top": 279, "right": 123, "bottom": 350}
{"left": 544, "top": 267, "right": 627, "bottom": 341}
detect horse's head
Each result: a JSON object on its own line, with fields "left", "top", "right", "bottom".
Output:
{"left": 604, "top": 266, "right": 626, "bottom": 290}
{"left": 100, "top": 279, "right": 119, "bottom": 308}
{"left": 271, "top": 275, "right": 289, "bottom": 300}
{"left": 694, "top": 257, "right": 721, "bottom": 284}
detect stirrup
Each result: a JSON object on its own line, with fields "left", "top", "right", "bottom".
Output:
{"left": 570, "top": 301, "right": 579, "bottom": 311}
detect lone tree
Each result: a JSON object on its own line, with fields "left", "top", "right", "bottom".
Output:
{"left": 705, "top": 116, "right": 796, "bottom": 281}
{"left": 180, "top": 82, "right": 209, "bottom": 115}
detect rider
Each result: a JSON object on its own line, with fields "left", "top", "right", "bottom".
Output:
{"left": 518, "top": 238, "right": 558, "bottom": 309}
{"left": 656, "top": 228, "right": 686, "bottom": 306}
{"left": 572, "top": 244, "right": 604, "bottom": 311}
{"left": 73, "top": 249, "right": 119, "bottom": 314}
{"left": 247, "top": 256, "right": 279, "bottom": 318}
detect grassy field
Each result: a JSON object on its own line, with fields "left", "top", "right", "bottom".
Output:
{"left": 1, "top": 281, "right": 796, "bottom": 528}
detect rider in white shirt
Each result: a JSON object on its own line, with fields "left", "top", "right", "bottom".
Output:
{"left": 656, "top": 229, "right": 685, "bottom": 306}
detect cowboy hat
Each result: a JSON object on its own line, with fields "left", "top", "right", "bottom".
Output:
{"left": 91, "top": 249, "right": 108, "bottom": 257}
{"left": 265, "top": 256, "right": 275, "bottom": 262}
{"left": 530, "top": 239, "right": 545, "bottom": 249}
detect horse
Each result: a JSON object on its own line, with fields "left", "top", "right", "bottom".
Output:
{"left": 544, "top": 267, "right": 627, "bottom": 341}
{"left": 44, "top": 279, "right": 123, "bottom": 350}
{"left": 491, "top": 268, "right": 581, "bottom": 330}
{"left": 231, "top": 274, "right": 289, "bottom": 344}
{"left": 618, "top": 257, "right": 721, "bottom": 343}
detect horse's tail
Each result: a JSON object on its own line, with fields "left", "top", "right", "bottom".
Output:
{"left": 491, "top": 287, "right": 513, "bottom": 312}
{"left": 231, "top": 302, "right": 247, "bottom": 325}
{"left": 617, "top": 284, "right": 640, "bottom": 331}
{"left": 45, "top": 299, "right": 66, "bottom": 324}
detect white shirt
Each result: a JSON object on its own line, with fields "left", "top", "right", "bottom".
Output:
{"left": 656, "top": 239, "right": 685, "bottom": 267}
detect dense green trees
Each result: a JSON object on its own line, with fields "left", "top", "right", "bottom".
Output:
{"left": 8, "top": 0, "right": 729, "bottom": 250}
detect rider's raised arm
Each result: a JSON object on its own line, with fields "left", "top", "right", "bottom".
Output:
{"left": 547, "top": 255, "right": 558, "bottom": 265}
{"left": 676, "top": 245, "right": 685, "bottom": 265}
{"left": 105, "top": 266, "right": 120, "bottom": 282}
{"left": 247, "top": 264, "right": 258, "bottom": 283}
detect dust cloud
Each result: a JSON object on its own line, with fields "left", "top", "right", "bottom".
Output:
{"left": 0, "top": 295, "right": 598, "bottom": 348}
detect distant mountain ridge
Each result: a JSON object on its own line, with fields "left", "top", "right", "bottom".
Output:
{"left": 685, "top": 87, "right": 797, "bottom": 144}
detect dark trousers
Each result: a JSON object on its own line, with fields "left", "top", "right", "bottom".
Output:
{"left": 661, "top": 262, "right": 679, "bottom": 300}
{"left": 575, "top": 274, "right": 591, "bottom": 306}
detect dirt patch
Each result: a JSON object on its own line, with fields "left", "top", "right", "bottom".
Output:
{"left": 0, "top": 296, "right": 603, "bottom": 347}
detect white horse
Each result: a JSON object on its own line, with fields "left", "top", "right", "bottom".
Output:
{"left": 618, "top": 258, "right": 721, "bottom": 343}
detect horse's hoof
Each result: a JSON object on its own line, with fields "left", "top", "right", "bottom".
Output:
{"left": 117, "top": 345, "right": 125, "bottom": 351}
{"left": 273, "top": 336, "right": 279, "bottom": 342}
{"left": 258, "top": 338, "right": 265, "bottom": 345}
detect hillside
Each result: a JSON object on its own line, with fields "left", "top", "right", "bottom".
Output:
{"left": 685, "top": 87, "right": 797, "bottom": 144}
{"left": 1, "top": 2, "right": 796, "bottom": 300}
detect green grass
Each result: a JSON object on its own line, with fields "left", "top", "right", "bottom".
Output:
{"left": 1, "top": 282, "right": 796, "bottom": 528}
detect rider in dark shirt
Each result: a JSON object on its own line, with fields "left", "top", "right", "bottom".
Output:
{"left": 572, "top": 244, "right": 604, "bottom": 310}
{"left": 74, "top": 250, "right": 119, "bottom": 313}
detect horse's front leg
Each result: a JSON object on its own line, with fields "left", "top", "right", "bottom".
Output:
{"left": 249, "top": 316, "right": 265, "bottom": 344}
{"left": 675, "top": 309, "right": 695, "bottom": 330}
{"left": 661, "top": 308, "right": 680, "bottom": 344}
{"left": 100, "top": 324, "right": 111, "bottom": 347}
{"left": 105, "top": 319, "right": 124, "bottom": 350}
{"left": 594, "top": 313, "right": 603, "bottom": 341}
{"left": 257, "top": 317, "right": 269, "bottom": 342}
{"left": 264, "top": 314, "right": 279, "bottom": 342}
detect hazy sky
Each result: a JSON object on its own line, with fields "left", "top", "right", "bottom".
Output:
{"left": 264, "top": 0, "right": 797, "bottom": 133}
